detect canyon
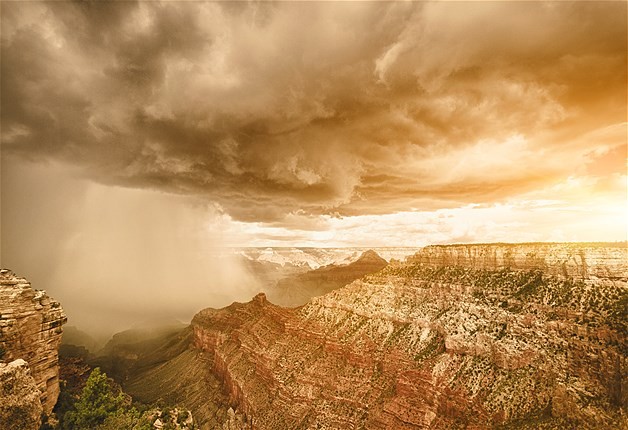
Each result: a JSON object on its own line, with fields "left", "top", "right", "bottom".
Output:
{"left": 2, "top": 243, "right": 622, "bottom": 428}
{"left": 120, "top": 242, "right": 627, "bottom": 429}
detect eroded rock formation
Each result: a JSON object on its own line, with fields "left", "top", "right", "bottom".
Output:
{"left": 126, "top": 243, "right": 627, "bottom": 429}
{"left": 0, "top": 269, "right": 67, "bottom": 415}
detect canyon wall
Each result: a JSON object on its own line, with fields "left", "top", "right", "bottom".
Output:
{"left": 130, "top": 243, "right": 627, "bottom": 429}
{"left": 0, "top": 269, "right": 67, "bottom": 415}
{"left": 408, "top": 242, "right": 627, "bottom": 279}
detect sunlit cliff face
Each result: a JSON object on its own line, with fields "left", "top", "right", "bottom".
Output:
{"left": 1, "top": 1, "right": 626, "bottom": 334}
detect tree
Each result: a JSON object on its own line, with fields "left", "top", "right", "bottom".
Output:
{"left": 62, "top": 368, "right": 125, "bottom": 429}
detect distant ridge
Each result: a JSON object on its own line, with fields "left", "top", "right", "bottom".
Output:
{"left": 267, "top": 249, "right": 388, "bottom": 306}
{"left": 427, "top": 241, "right": 627, "bottom": 248}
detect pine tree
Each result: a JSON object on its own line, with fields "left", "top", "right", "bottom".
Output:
{"left": 62, "top": 367, "right": 125, "bottom": 429}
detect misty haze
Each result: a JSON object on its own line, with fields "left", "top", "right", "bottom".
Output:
{"left": 0, "top": 2, "right": 626, "bottom": 430}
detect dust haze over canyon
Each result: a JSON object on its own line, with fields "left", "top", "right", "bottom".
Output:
{"left": 1, "top": 1, "right": 626, "bottom": 338}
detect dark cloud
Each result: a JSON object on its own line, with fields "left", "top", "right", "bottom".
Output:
{"left": 2, "top": 1, "right": 626, "bottom": 222}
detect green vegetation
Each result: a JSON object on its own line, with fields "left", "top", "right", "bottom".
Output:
{"left": 60, "top": 368, "right": 142, "bottom": 430}
{"left": 53, "top": 367, "right": 192, "bottom": 430}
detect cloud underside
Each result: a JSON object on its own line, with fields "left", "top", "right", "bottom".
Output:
{"left": 2, "top": 1, "right": 626, "bottom": 222}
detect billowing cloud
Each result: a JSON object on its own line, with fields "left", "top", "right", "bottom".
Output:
{"left": 2, "top": 1, "right": 626, "bottom": 223}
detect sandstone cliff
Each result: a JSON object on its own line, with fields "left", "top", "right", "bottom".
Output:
{"left": 125, "top": 243, "right": 627, "bottom": 429}
{"left": 0, "top": 269, "right": 67, "bottom": 415}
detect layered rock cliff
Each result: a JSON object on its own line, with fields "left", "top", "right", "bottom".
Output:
{"left": 126, "top": 243, "right": 627, "bottom": 429}
{"left": 408, "top": 242, "right": 626, "bottom": 279}
{"left": 0, "top": 269, "right": 67, "bottom": 415}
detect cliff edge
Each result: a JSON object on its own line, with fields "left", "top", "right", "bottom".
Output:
{"left": 0, "top": 269, "right": 67, "bottom": 418}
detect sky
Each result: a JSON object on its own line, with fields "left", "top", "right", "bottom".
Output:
{"left": 1, "top": 1, "right": 626, "bottom": 334}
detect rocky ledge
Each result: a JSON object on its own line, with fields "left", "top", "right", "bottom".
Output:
{"left": 0, "top": 269, "right": 67, "bottom": 415}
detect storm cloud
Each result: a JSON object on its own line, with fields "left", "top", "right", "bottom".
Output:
{"left": 3, "top": 1, "right": 626, "bottom": 223}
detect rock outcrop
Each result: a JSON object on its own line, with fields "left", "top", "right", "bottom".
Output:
{"left": 0, "top": 269, "right": 67, "bottom": 415}
{"left": 124, "top": 243, "right": 628, "bottom": 429}
{"left": 0, "top": 359, "right": 43, "bottom": 430}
